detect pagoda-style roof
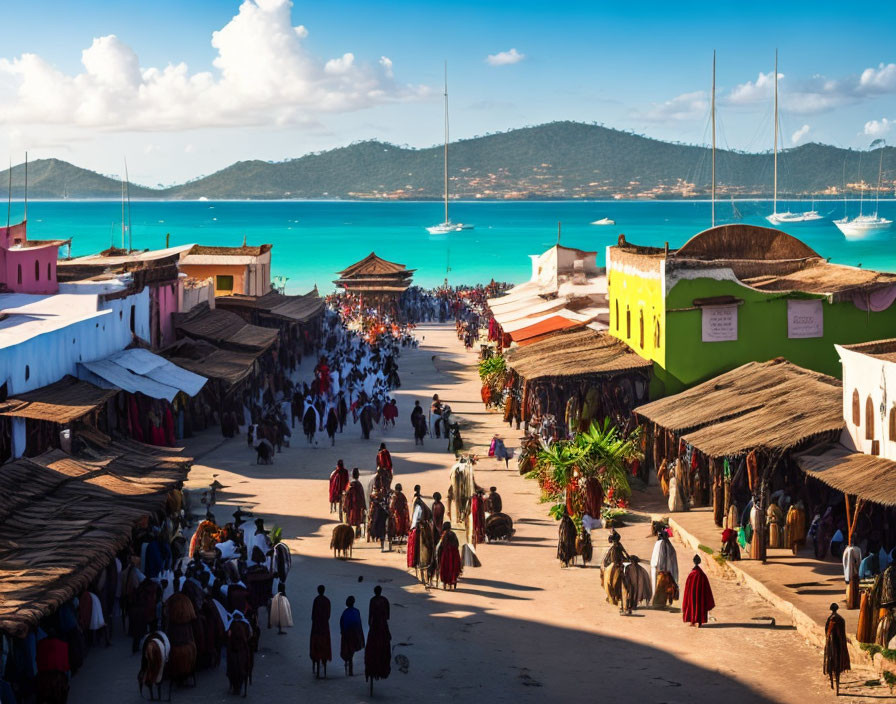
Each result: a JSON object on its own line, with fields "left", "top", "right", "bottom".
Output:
{"left": 335, "top": 252, "right": 414, "bottom": 294}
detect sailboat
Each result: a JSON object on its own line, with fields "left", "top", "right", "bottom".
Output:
{"left": 427, "top": 63, "right": 473, "bottom": 235}
{"left": 766, "top": 52, "right": 822, "bottom": 225}
{"left": 834, "top": 142, "right": 892, "bottom": 238}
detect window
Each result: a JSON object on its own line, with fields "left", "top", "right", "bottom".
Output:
{"left": 34, "top": 260, "right": 39, "bottom": 281}
{"left": 852, "top": 390, "right": 861, "bottom": 425}
{"left": 216, "top": 274, "right": 235, "bottom": 292}
{"left": 654, "top": 318, "right": 661, "bottom": 348}
{"left": 615, "top": 300, "right": 619, "bottom": 330}
{"left": 639, "top": 309, "right": 645, "bottom": 348}
{"left": 625, "top": 306, "right": 631, "bottom": 339}
{"left": 866, "top": 396, "right": 875, "bottom": 440}
{"left": 17, "top": 264, "right": 21, "bottom": 285}
{"left": 47, "top": 262, "right": 51, "bottom": 280}
{"left": 890, "top": 407, "right": 896, "bottom": 442}
{"left": 129, "top": 305, "right": 136, "bottom": 334}
{"left": 24, "top": 365, "right": 29, "bottom": 381}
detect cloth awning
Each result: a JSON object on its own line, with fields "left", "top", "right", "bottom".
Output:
{"left": 504, "top": 328, "right": 651, "bottom": 381}
{"left": 0, "top": 444, "right": 191, "bottom": 638}
{"left": 0, "top": 376, "right": 117, "bottom": 424}
{"left": 79, "top": 349, "right": 207, "bottom": 402}
{"left": 510, "top": 316, "right": 583, "bottom": 345}
{"left": 795, "top": 443, "right": 896, "bottom": 507}
{"left": 216, "top": 288, "right": 324, "bottom": 323}
{"left": 635, "top": 358, "right": 844, "bottom": 458}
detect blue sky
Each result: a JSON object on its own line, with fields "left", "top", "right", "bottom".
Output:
{"left": 1, "top": 0, "right": 894, "bottom": 185}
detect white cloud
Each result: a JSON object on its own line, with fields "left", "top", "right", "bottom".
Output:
{"left": 864, "top": 118, "right": 893, "bottom": 137}
{"left": 486, "top": 48, "right": 525, "bottom": 67}
{"left": 725, "top": 62, "right": 896, "bottom": 116}
{"left": 728, "top": 71, "right": 780, "bottom": 105}
{"left": 791, "top": 124, "right": 810, "bottom": 144}
{"left": 638, "top": 90, "right": 708, "bottom": 122}
{"left": 0, "top": 0, "right": 424, "bottom": 132}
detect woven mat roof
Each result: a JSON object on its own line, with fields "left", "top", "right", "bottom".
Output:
{"left": 636, "top": 358, "right": 844, "bottom": 458}
{"left": 162, "top": 338, "right": 258, "bottom": 387}
{"left": 0, "top": 445, "right": 190, "bottom": 638}
{"left": 337, "top": 252, "right": 411, "bottom": 277}
{"left": 0, "top": 376, "right": 117, "bottom": 423}
{"left": 504, "top": 328, "right": 651, "bottom": 381}
{"left": 216, "top": 288, "right": 324, "bottom": 323}
{"left": 796, "top": 443, "right": 896, "bottom": 507}
{"left": 176, "top": 305, "right": 278, "bottom": 352}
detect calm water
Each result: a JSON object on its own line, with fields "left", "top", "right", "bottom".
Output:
{"left": 16, "top": 199, "right": 896, "bottom": 293}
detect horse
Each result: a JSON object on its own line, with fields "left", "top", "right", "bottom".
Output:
{"left": 138, "top": 631, "right": 171, "bottom": 701}
{"left": 330, "top": 524, "right": 354, "bottom": 559}
{"left": 268, "top": 542, "right": 291, "bottom": 584}
{"left": 485, "top": 513, "right": 514, "bottom": 542}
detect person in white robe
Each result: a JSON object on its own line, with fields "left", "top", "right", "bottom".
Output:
{"left": 650, "top": 530, "right": 679, "bottom": 587}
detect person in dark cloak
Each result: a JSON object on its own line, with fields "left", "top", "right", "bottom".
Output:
{"left": 411, "top": 400, "right": 425, "bottom": 445}
{"left": 485, "top": 486, "right": 503, "bottom": 514}
{"left": 365, "top": 586, "right": 391, "bottom": 693}
{"left": 343, "top": 468, "right": 367, "bottom": 538}
{"left": 310, "top": 585, "right": 332, "bottom": 679}
{"left": 339, "top": 596, "right": 365, "bottom": 676}
{"left": 557, "top": 506, "right": 577, "bottom": 568}
{"left": 360, "top": 404, "right": 373, "bottom": 440}
{"left": 326, "top": 405, "right": 339, "bottom": 446}
{"left": 337, "top": 393, "right": 348, "bottom": 433}
{"left": 431, "top": 491, "right": 446, "bottom": 542}
{"left": 823, "top": 602, "right": 850, "bottom": 695}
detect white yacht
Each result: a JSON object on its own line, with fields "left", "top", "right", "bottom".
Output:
{"left": 835, "top": 142, "right": 892, "bottom": 238}
{"left": 590, "top": 217, "right": 615, "bottom": 226}
{"left": 427, "top": 63, "right": 473, "bottom": 235}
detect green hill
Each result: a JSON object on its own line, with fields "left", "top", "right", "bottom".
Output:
{"left": 5, "top": 123, "right": 894, "bottom": 200}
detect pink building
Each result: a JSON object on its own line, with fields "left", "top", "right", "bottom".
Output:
{"left": 0, "top": 221, "right": 69, "bottom": 295}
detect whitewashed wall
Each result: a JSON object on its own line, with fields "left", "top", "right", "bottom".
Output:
{"left": 837, "top": 344, "right": 896, "bottom": 460}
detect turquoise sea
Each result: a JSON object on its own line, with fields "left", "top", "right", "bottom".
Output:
{"left": 16, "top": 199, "right": 896, "bottom": 293}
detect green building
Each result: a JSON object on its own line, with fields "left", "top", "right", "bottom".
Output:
{"left": 606, "top": 224, "right": 896, "bottom": 397}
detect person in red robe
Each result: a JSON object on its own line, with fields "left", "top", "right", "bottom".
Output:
{"left": 436, "top": 522, "right": 462, "bottom": 589}
{"left": 343, "top": 468, "right": 367, "bottom": 538}
{"left": 376, "top": 443, "right": 393, "bottom": 476}
{"left": 469, "top": 489, "right": 486, "bottom": 546}
{"left": 390, "top": 484, "right": 410, "bottom": 542}
{"left": 315, "top": 357, "right": 331, "bottom": 395}
{"left": 329, "top": 460, "right": 349, "bottom": 516}
{"left": 310, "top": 585, "right": 332, "bottom": 678}
{"left": 681, "top": 555, "right": 715, "bottom": 627}
{"left": 364, "top": 586, "right": 391, "bottom": 691}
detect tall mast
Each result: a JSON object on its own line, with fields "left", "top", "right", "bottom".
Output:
{"left": 125, "top": 158, "right": 132, "bottom": 252}
{"left": 711, "top": 50, "right": 716, "bottom": 227}
{"left": 23, "top": 152, "right": 27, "bottom": 224}
{"left": 443, "top": 61, "right": 449, "bottom": 224}
{"left": 772, "top": 50, "right": 779, "bottom": 215}
{"left": 875, "top": 143, "right": 884, "bottom": 216}
{"left": 121, "top": 169, "right": 126, "bottom": 249}
{"left": 6, "top": 158, "right": 11, "bottom": 231}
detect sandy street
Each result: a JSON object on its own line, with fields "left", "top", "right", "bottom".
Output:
{"left": 69, "top": 324, "right": 883, "bottom": 703}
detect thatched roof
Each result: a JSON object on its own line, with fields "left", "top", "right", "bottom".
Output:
{"left": 839, "top": 338, "right": 896, "bottom": 364}
{"left": 215, "top": 288, "right": 324, "bottom": 323}
{"left": 0, "top": 444, "right": 190, "bottom": 637}
{"left": 674, "top": 224, "right": 821, "bottom": 261}
{"left": 175, "top": 305, "right": 278, "bottom": 352}
{"left": 162, "top": 338, "right": 258, "bottom": 387}
{"left": 0, "top": 376, "right": 117, "bottom": 424}
{"left": 796, "top": 443, "right": 896, "bottom": 507}
{"left": 337, "top": 252, "right": 412, "bottom": 277}
{"left": 635, "top": 358, "right": 844, "bottom": 458}
{"left": 504, "top": 328, "right": 651, "bottom": 381}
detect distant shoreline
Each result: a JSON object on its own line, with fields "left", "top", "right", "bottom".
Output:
{"left": 13, "top": 197, "right": 895, "bottom": 204}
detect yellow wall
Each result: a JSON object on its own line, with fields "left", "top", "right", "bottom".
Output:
{"left": 179, "top": 264, "right": 245, "bottom": 296}
{"left": 606, "top": 248, "right": 666, "bottom": 368}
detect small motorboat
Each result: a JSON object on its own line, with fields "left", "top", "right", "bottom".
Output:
{"left": 591, "top": 217, "right": 615, "bottom": 226}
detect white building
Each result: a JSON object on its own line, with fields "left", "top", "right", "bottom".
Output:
{"left": 837, "top": 339, "right": 896, "bottom": 459}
